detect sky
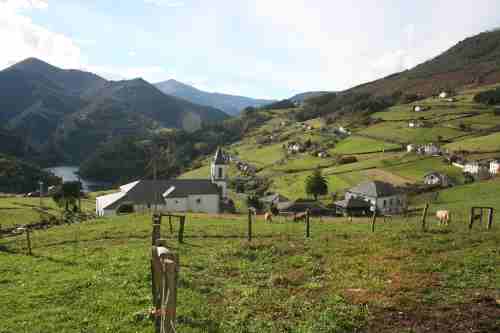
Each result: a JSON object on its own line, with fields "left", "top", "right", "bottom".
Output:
{"left": 1, "top": 0, "right": 500, "bottom": 99}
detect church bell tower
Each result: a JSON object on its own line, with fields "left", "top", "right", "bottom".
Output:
{"left": 211, "top": 147, "right": 228, "bottom": 198}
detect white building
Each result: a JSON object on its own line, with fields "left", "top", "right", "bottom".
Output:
{"left": 439, "top": 91, "right": 448, "bottom": 99}
{"left": 407, "top": 144, "right": 415, "bottom": 153}
{"left": 345, "top": 181, "right": 407, "bottom": 215}
{"left": 96, "top": 148, "right": 228, "bottom": 216}
{"left": 490, "top": 160, "right": 500, "bottom": 175}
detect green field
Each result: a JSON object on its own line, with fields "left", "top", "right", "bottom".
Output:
{"left": 1, "top": 211, "right": 498, "bottom": 332}
{"left": 385, "top": 156, "right": 466, "bottom": 184}
{"left": 358, "top": 121, "right": 465, "bottom": 144}
{"left": 444, "top": 132, "right": 500, "bottom": 152}
{"left": 331, "top": 136, "right": 401, "bottom": 155}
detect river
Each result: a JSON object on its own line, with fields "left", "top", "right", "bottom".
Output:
{"left": 45, "top": 166, "right": 111, "bottom": 192}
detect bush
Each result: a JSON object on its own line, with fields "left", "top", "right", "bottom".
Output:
{"left": 473, "top": 88, "right": 500, "bottom": 105}
{"left": 338, "top": 156, "right": 358, "bottom": 165}
{"left": 117, "top": 203, "right": 134, "bottom": 214}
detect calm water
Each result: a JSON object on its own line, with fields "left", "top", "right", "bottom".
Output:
{"left": 45, "top": 166, "right": 111, "bottom": 192}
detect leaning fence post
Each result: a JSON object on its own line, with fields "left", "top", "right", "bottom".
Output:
{"left": 371, "top": 211, "right": 377, "bottom": 233}
{"left": 247, "top": 209, "right": 253, "bottom": 241}
{"left": 305, "top": 209, "right": 310, "bottom": 238}
{"left": 178, "top": 217, "right": 185, "bottom": 243}
{"left": 421, "top": 203, "right": 429, "bottom": 232}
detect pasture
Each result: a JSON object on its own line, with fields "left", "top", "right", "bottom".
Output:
{"left": 0, "top": 210, "right": 499, "bottom": 332}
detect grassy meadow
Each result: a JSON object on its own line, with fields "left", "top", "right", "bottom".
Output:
{"left": 1, "top": 210, "right": 499, "bottom": 332}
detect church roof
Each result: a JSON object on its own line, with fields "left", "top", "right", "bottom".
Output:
{"left": 98, "top": 179, "right": 221, "bottom": 209}
{"left": 213, "top": 147, "right": 227, "bottom": 165}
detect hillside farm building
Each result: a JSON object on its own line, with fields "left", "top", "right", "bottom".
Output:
{"left": 341, "top": 181, "right": 407, "bottom": 215}
{"left": 96, "top": 148, "right": 228, "bottom": 216}
{"left": 424, "top": 172, "right": 451, "bottom": 187}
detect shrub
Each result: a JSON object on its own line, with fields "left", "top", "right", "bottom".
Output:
{"left": 117, "top": 203, "right": 134, "bottom": 214}
{"left": 338, "top": 156, "right": 358, "bottom": 165}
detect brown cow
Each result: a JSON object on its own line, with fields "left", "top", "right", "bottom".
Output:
{"left": 293, "top": 212, "right": 307, "bottom": 222}
{"left": 436, "top": 210, "right": 451, "bottom": 226}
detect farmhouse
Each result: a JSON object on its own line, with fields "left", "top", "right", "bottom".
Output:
{"left": 424, "top": 172, "right": 451, "bottom": 187}
{"left": 345, "top": 181, "right": 407, "bottom": 215}
{"left": 490, "top": 160, "right": 500, "bottom": 175}
{"left": 416, "top": 143, "right": 441, "bottom": 156}
{"left": 439, "top": 91, "right": 449, "bottom": 99}
{"left": 407, "top": 144, "right": 416, "bottom": 153}
{"left": 96, "top": 148, "right": 228, "bottom": 216}
{"left": 408, "top": 120, "right": 423, "bottom": 128}
{"left": 464, "top": 161, "right": 490, "bottom": 179}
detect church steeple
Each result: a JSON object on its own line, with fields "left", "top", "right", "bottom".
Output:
{"left": 211, "top": 147, "right": 228, "bottom": 197}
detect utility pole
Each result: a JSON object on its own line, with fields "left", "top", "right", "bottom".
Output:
{"left": 38, "top": 181, "right": 43, "bottom": 221}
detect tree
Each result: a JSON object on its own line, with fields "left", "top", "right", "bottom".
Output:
{"left": 52, "top": 181, "right": 81, "bottom": 212}
{"left": 305, "top": 168, "right": 328, "bottom": 201}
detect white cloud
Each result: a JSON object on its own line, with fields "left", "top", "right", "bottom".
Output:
{"left": 144, "top": 0, "right": 184, "bottom": 7}
{"left": 0, "top": 1, "right": 82, "bottom": 70}
{"left": 0, "top": 0, "right": 48, "bottom": 10}
{"left": 128, "top": 51, "right": 137, "bottom": 57}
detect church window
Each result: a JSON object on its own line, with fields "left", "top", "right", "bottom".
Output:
{"left": 218, "top": 167, "right": 223, "bottom": 178}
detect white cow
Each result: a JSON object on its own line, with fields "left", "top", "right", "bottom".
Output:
{"left": 436, "top": 210, "right": 451, "bottom": 226}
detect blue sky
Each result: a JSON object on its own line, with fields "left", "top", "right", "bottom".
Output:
{"left": 1, "top": 0, "right": 500, "bottom": 99}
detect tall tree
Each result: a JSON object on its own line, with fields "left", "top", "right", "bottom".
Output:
{"left": 52, "top": 181, "right": 81, "bottom": 212}
{"left": 305, "top": 168, "right": 329, "bottom": 201}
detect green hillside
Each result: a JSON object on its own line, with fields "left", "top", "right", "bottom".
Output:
{"left": 180, "top": 84, "right": 500, "bottom": 206}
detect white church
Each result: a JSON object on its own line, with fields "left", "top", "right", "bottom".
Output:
{"left": 96, "top": 148, "right": 228, "bottom": 216}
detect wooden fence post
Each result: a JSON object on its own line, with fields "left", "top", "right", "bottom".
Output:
{"left": 25, "top": 227, "right": 32, "bottom": 256}
{"left": 305, "top": 209, "right": 310, "bottom": 238}
{"left": 151, "top": 246, "right": 178, "bottom": 333}
{"left": 168, "top": 215, "right": 173, "bottom": 234}
{"left": 247, "top": 209, "right": 252, "bottom": 241}
{"left": 487, "top": 209, "right": 494, "bottom": 230}
{"left": 178, "top": 217, "right": 185, "bottom": 243}
{"left": 152, "top": 214, "right": 162, "bottom": 245}
{"left": 371, "top": 211, "right": 377, "bottom": 233}
{"left": 421, "top": 203, "right": 429, "bottom": 232}
{"left": 469, "top": 207, "right": 475, "bottom": 230}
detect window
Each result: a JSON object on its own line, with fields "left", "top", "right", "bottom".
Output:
{"left": 218, "top": 167, "right": 223, "bottom": 178}
{"left": 196, "top": 198, "right": 202, "bottom": 204}
{"left": 383, "top": 200, "right": 387, "bottom": 207}
{"left": 390, "top": 199, "right": 393, "bottom": 206}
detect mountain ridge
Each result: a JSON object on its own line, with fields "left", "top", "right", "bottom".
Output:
{"left": 155, "top": 79, "right": 276, "bottom": 115}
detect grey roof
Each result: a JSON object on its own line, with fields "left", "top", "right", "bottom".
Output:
{"left": 107, "top": 179, "right": 220, "bottom": 208}
{"left": 335, "top": 197, "right": 371, "bottom": 209}
{"left": 260, "top": 193, "right": 290, "bottom": 204}
{"left": 348, "top": 181, "right": 398, "bottom": 198}
{"left": 277, "top": 200, "right": 324, "bottom": 212}
{"left": 213, "top": 147, "right": 227, "bottom": 165}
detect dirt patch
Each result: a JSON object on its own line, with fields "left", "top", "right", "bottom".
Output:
{"left": 367, "top": 296, "right": 500, "bottom": 332}
{"left": 363, "top": 169, "right": 413, "bottom": 185}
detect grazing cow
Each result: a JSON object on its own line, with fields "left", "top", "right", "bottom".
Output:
{"left": 264, "top": 212, "right": 273, "bottom": 223}
{"left": 293, "top": 212, "right": 307, "bottom": 222}
{"left": 436, "top": 210, "right": 451, "bottom": 226}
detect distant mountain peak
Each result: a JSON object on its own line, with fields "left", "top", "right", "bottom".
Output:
{"left": 155, "top": 79, "right": 276, "bottom": 115}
